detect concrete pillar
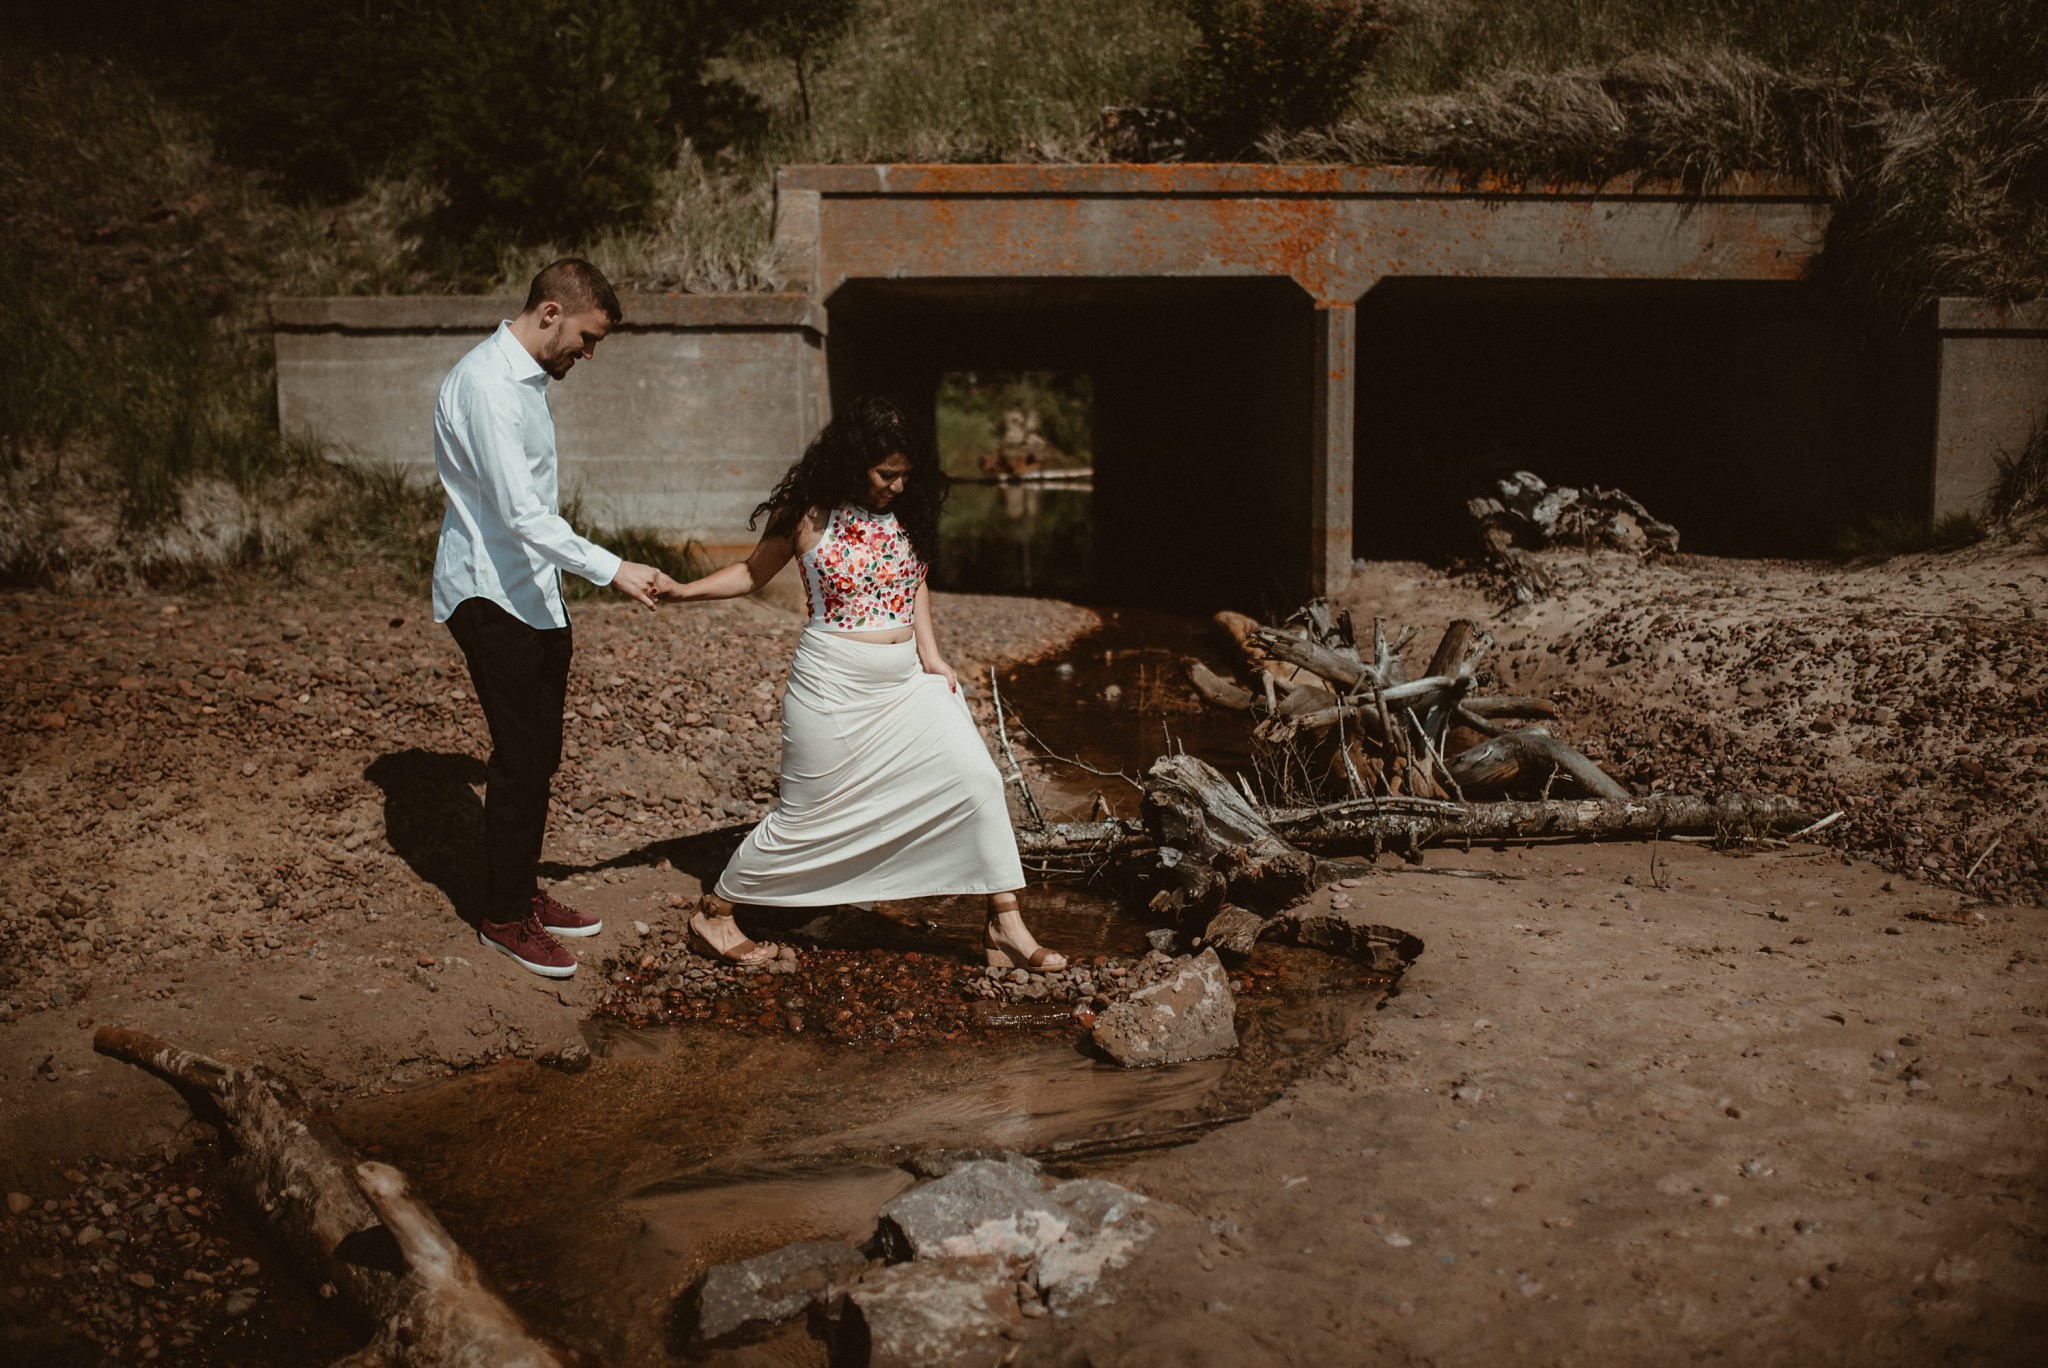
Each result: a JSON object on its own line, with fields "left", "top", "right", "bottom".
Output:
{"left": 1931, "top": 298, "right": 2048, "bottom": 520}
{"left": 1310, "top": 302, "right": 1356, "bottom": 595}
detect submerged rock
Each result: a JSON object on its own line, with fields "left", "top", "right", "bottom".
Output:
{"left": 677, "top": 1240, "right": 869, "bottom": 1346}
{"left": 1091, "top": 948, "right": 1238, "bottom": 1066}
{"left": 840, "top": 1255, "right": 1022, "bottom": 1367}
{"left": 877, "top": 1160, "right": 1073, "bottom": 1263}
{"left": 902, "top": 1148, "right": 1043, "bottom": 1182}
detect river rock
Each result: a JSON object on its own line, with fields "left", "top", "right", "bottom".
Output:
{"left": 1282, "top": 906, "right": 1424, "bottom": 974}
{"left": 1033, "top": 1212, "right": 1158, "bottom": 1312}
{"left": 1091, "top": 949, "right": 1238, "bottom": 1067}
{"left": 839, "top": 1256, "right": 1022, "bottom": 1368}
{"left": 903, "top": 1148, "right": 1043, "bottom": 1181}
{"left": 1046, "top": 1177, "right": 1148, "bottom": 1233}
{"left": 876, "top": 1160, "right": 1073, "bottom": 1263}
{"left": 677, "top": 1240, "right": 869, "bottom": 1346}
{"left": 1200, "top": 906, "right": 1272, "bottom": 958}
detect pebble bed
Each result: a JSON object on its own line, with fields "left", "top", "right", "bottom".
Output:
{"left": 594, "top": 925, "right": 1284, "bottom": 1046}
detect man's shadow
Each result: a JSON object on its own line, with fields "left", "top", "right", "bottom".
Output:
{"left": 364, "top": 750, "right": 952, "bottom": 952}
{"left": 364, "top": 750, "right": 489, "bottom": 927}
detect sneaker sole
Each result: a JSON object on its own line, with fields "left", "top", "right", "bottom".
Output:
{"left": 542, "top": 920, "right": 603, "bottom": 938}
{"left": 477, "top": 930, "right": 578, "bottom": 978}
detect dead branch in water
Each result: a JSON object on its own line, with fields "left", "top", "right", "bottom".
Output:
{"left": 93, "top": 1026, "right": 568, "bottom": 1368}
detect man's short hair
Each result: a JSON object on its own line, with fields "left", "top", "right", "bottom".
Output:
{"left": 523, "top": 258, "right": 622, "bottom": 324}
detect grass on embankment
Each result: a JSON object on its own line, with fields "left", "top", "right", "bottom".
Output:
{"left": 5, "top": 2, "right": 2044, "bottom": 587}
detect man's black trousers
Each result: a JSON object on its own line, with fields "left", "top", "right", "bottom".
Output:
{"left": 445, "top": 597, "right": 573, "bottom": 925}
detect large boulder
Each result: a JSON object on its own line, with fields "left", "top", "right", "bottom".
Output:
{"left": 838, "top": 1256, "right": 1022, "bottom": 1367}
{"left": 674, "top": 1241, "right": 868, "bottom": 1347}
{"left": 1090, "top": 949, "right": 1238, "bottom": 1066}
{"left": 875, "top": 1159, "right": 1074, "bottom": 1263}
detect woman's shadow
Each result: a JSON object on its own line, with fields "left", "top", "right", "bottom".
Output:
{"left": 363, "top": 749, "right": 490, "bottom": 926}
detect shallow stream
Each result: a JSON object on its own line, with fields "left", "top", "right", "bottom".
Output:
{"left": 317, "top": 613, "right": 1397, "bottom": 1364}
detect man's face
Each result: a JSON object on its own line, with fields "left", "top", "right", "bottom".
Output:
{"left": 537, "top": 304, "right": 612, "bottom": 379}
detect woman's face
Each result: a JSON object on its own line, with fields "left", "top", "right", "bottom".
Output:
{"left": 863, "top": 452, "right": 912, "bottom": 510}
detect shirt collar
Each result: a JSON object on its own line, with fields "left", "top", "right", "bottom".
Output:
{"left": 492, "top": 321, "right": 549, "bottom": 386}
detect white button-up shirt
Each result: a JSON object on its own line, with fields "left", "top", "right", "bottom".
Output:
{"left": 431, "top": 323, "right": 622, "bottom": 628}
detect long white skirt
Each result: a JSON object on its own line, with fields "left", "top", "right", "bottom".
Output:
{"left": 713, "top": 627, "right": 1026, "bottom": 906}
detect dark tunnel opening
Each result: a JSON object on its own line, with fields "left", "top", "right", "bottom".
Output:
{"left": 1352, "top": 278, "right": 1929, "bottom": 562}
{"left": 824, "top": 278, "right": 1317, "bottom": 614}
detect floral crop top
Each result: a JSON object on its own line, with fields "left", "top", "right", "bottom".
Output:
{"left": 799, "top": 505, "right": 926, "bottom": 632}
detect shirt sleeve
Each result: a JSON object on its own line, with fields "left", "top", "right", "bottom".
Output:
{"left": 458, "top": 373, "right": 624, "bottom": 587}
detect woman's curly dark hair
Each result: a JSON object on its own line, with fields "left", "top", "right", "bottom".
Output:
{"left": 751, "top": 397, "right": 948, "bottom": 564}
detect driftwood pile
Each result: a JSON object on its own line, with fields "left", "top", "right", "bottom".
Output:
{"left": 1468, "top": 470, "right": 1679, "bottom": 603}
{"left": 1013, "top": 598, "right": 1817, "bottom": 941}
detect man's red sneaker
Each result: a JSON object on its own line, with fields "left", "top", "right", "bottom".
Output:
{"left": 533, "top": 889, "right": 602, "bottom": 938}
{"left": 479, "top": 913, "right": 577, "bottom": 978}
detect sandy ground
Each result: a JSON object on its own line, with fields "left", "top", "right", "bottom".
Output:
{"left": 1028, "top": 840, "right": 2047, "bottom": 1367}
{"left": 2, "top": 532, "right": 2044, "bottom": 1364}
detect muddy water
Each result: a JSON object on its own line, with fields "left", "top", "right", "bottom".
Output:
{"left": 994, "top": 608, "right": 1256, "bottom": 818}
{"left": 322, "top": 611, "right": 1388, "bottom": 1364}
{"left": 330, "top": 933, "right": 1384, "bottom": 1365}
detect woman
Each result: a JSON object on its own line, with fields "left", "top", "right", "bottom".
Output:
{"left": 659, "top": 398, "right": 1066, "bottom": 973}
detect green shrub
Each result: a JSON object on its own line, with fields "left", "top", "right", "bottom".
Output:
{"left": 1172, "top": 0, "right": 1391, "bottom": 153}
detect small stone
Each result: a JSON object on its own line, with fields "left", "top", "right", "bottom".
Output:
{"left": 1092, "top": 949, "right": 1238, "bottom": 1067}
{"left": 680, "top": 1241, "right": 868, "bottom": 1346}
{"left": 127, "top": 1272, "right": 155, "bottom": 1289}
{"left": 1452, "top": 1086, "right": 1484, "bottom": 1103}
{"left": 634, "top": 920, "right": 652, "bottom": 937}
{"left": 1794, "top": 1218, "right": 1820, "bottom": 1235}
{"left": 877, "top": 1161, "right": 1070, "bottom": 1262}
{"left": 839, "top": 1257, "right": 1022, "bottom": 1368}
{"left": 1382, "top": 1232, "right": 1412, "bottom": 1248}
{"left": 1923, "top": 1192, "right": 1949, "bottom": 1207}
{"left": 223, "top": 1287, "right": 260, "bottom": 1317}
{"left": 4, "top": 1193, "right": 29, "bottom": 1216}
{"left": 1704, "top": 1194, "right": 1730, "bottom": 1208}
{"left": 75, "top": 1226, "right": 102, "bottom": 1245}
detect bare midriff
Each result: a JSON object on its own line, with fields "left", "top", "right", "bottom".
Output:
{"left": 819, "top": 626, "right": 914, "bottom": 644}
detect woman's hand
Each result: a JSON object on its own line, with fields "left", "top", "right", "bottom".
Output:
{"left": 921, "top": 653, "right": 959, "bottom": 693}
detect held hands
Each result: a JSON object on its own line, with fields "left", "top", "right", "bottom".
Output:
{"left": 610, "top": 562, "right": 665, "bottom": 609}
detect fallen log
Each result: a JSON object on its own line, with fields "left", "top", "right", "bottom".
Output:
{"left": 1424, "top": 619, "right": 1493, "bottom": 682}
{"left": 1143, "top": 753, "right": 1317, "bottom": 915}
{"left": 1447, "top": 728, "right": 1630, "bottom": 801}
{"left": 836, "top": 786, "right": 1815, "bottom": 874}
{"left": 1214, "top": 610, "right": 1302, "bottom": 682}
{"left": 1464, "top": 696, "right": 1559, "bottom": 721}
{"left": 93, "top": 1026, "right": 568, "bottom": 1368}
{"left": 1250, "top": 628, "right": 1368, "bottom": 690}
{"left": 345, "top": 1164, "right": 571, "bottom": 1368}
{"left": 1273, "top": 793, "right": 1814, "bottom": 850}
{"left": 1014, "top": 818, "right": 1147, "bottom": 857}
{"left": 1187, "top": 659, "right": 1254, "bottom": 711}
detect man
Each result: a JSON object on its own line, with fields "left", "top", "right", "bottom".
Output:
{"left": 433, "top": 258, "right": 665, "bottom": 978}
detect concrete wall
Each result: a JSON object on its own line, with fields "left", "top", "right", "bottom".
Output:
{"left": 271, "top": 293, "right": 826, "bottom": 553}
{"left": 777, "top": 164, "right": 1832, "bottom": 593}
{"left": 1931, "top": 299, "right": 2048, "bottom": 520}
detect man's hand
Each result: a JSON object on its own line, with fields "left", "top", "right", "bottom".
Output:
{"left": 611, "top": 561, "right": 663, "bottom": 609}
